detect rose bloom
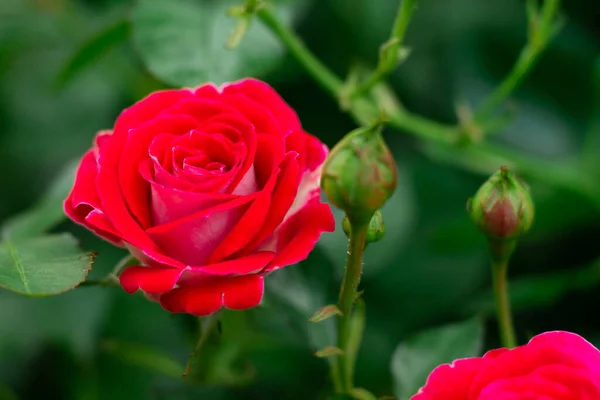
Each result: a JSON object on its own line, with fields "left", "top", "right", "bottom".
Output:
{"left": 64, "top": 78, "right": 334, "bottom": 316}
{"left": 412, "top": 331, "right": 600, "bottom": 400}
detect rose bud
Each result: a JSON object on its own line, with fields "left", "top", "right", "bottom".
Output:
{"left": 343, "top": 210, "right": 385, "bottom": 243}
{"left": 64, "top": 79, "right": 335, "bottom": 317}
{"left": 321, "top": 125, "right": 397, "bottom": 224}
{"left": 467, "top": 166, "right": 534, "bottom": 240}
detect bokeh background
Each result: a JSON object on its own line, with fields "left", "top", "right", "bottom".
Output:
{"left": 1, "top": 0, "right": 599, "bottom": 399}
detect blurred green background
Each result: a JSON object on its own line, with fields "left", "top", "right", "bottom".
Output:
{"left": 1, "top": 0, "right": 599, "bottom": 399}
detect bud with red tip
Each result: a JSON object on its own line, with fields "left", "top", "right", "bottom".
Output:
{"left": 467, "top": 167, "right": 534, "bottom": 240}
{"left": 321, "top": 124, "right": 397, "bottom": 225}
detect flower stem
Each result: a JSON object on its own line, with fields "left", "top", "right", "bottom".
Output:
{"left": 352, "top": 0, "right": 417, "bottom": 98}
{"left": 336, "top": 221, "right": 368, "bottom": 393}
{"left": 256, "top": 7, "right": 343, "bottom": 97}
{"left": 330, "top": 359, "right": 343, "bottom": 394}
{"left": 78, "top": 278, "right": 119, "bottom": 287}
{"left": 78, "top": 254, "right": 137, "bottom": 288}
{"left": 474, "top": 0, "right": 561, "bottom": 125}
{"left": 491, "top": 258, "right": 517, "bottom": 348}
{"left": 253, "top": 0, "right": 600, "bottom": 206}
{"left": 183, "top": 312, "right": 221, "bottom": 377}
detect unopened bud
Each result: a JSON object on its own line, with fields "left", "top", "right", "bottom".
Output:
{"left": 342, "top": 210, "right": 385, "bottom": 243}
{"left": 467, "top": 167, "right": 534, "bottom": 240}
{"left": 321, "top": 125, "right": 397, "bottom": 224}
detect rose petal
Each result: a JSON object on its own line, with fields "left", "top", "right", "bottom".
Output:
{"left": 197, "top": 113, "right": 257, "bottom": 193}
{"left": 411, "top": 357, "right": 489, "bottom": 400}
{"left": 222, "top": 78, "right": 301, "bottom": 136}
{"left": 286, "top": 130, "right": 329, "bottom": 173}
{"left": 479, "top": 364, "right": 600, "bottom": 399}
{"left": 160, "top": 274, "right": 264, "bottom": 316}
{"left": 96, "top": 130, "right": 162, "bottom": 252}
{"left": 232, "top": 164, "right": 258, "bottom": 196}
{"left": 527, "top": 331, "right": 600, "bottom": 373}
{"left": 262, "top": 199, "right": 335, "bottom": 273}
{"left": 83, "top": 210, "right": 123, "bottom": 245}
{"left": 145, "top": 194, "right": 258, "bottom": 266}
{"left": 119, "top": 114, "right": 199, "bottom": 228}
{"left": 217, "top": 93, "right": 283, "bottom": 138}
{"left": 139, "top": 159, "right": 237, "bottom": 226}
{"left": 170, "top": 131, "right": 239, "bottom": 191}
{"left": 236, "top": 152, "right": 301, "bottom": 255}
{"left": 95, "top": 94, "right": 198, "bottom": 252}
{"left": 119, "top": 265, "right": 185, "bottom": 294}
{"left": 193, "top": 83, "right": 219, "bottom": 98}
{"left": 158, "top": 98, "right": 240, "bottom": 126}
{"left": 114, "top": 89, "right": 194, "bottom": 133}
{"left": 64, "top": 132, "right": 122, "bottom": 245}
{"left": 206, "top": 155, "right": 292, "bottom": 263}
{"left": 125, "top": 243, "right": 185, "bottom": 270}
{"left": 285, "top": 133, "right": 328, "bottom": 222}
{"left": 252, "top": 134, "right": 286, "bottom": 189}
{"left": 183, "top": 251, "right": 274, "bottom": 277}
{"left": 469, "top": 331, "right": 600, "bottom": 398}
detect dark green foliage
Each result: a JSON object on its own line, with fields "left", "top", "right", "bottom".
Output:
{"left": 0, "top": 0, "right": 599, "bottom": 399}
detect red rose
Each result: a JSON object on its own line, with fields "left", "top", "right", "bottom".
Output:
{"left": 412, "top": 331, "right": 600, "bottom": 400}
{"left": 64, "top": 79, "right": 335, "bottom": 316}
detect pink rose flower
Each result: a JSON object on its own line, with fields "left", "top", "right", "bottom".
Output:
{"left": 64, "top": 78, "right": 335, "bottom": 316}
{"left": 412, "top": 331, "right": 600, "bottom": 400}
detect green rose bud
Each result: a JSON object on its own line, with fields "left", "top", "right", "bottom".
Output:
{"left": 342, "top": 210, "right": 385, "bottom": 243}
{"left": 467, "top": 166, "right": 534, "bottom": 240}
{"left": 321, "top": 125, "right": 397, "bottom": 225}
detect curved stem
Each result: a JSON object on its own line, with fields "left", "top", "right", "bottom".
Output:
{"left": 256, "top": 7, "right": 343, "bottom": 97}
{"left": 78, "top": 279, "right": 119, "bottom": 287}
{"left": 474, "top": 45, "right": 539, "bottom": 122}
{"left": 183, "top": 312, "right": 221, "bottom": 377}
{"left": 78, "top": 254, "right": 138, "bottom": 288}
{"left": 352, "top": 0, "right": 417, "bottom": 98}
{"left": 492, "top": 259, "right": 517, "bottom": 348}
{"left": 474, "top": 0, "right": 561, "bottom": 124}
{"left": 336, "top": 222, "right": 368, "bottom": 393}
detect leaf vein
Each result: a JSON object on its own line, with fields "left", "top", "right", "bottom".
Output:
{"left": 6, "top": 240, "right": 30, "bottom": 294}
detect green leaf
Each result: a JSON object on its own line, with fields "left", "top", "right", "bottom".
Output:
{"left": 313, "top": 346, "right": 344, "bottom": 358}
{"left": 131, "top": 0, "right": 291, "bottom": 87}
{"left": 391, "top": 318, "right": 484, "bottom": 400}
{"left": 1, "top": 160, "right": 77, "bottom": 240}
{"left": 56, "top": 18, "right": 130, "bottom": 88}
{"left": 309, "top": 304, "right": 342, "bottom": 323}
{"left": 0, "top": 233, "right": 94, "bottom": 296}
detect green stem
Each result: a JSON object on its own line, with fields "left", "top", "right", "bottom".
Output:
{"left": 255, "top": 0, "right": 600, "bottom": 210}
{"left": 183, "top": 312, "right": 221, "bottom": 377}
{"left": 336, "top": 222, "right": 369, "bottom": 393}
{"left": 256, "top": 7, "right": 343, "bottom": 97}
{"left": 78, "top": 254, "right": 138, "bottom": 288}
{"left": 474, "top": 45, "right": 539, "bottom": 122}
{"left": 330, "top": 359, "right": 343, "bottom": 394}
{"left": 256, "top": 3, "right": 460, "bottom": 144}
{"left": 491, "top": 258, "right": 517, "bottom": 348}
{"left": 474, "top": 0, "right": 561, "bottom": 124}
{"left": 78, "top": 279, "right": 119, "bottom": 287}
{"left": 352, "top": 0, "right": 417, "bottom": 97}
